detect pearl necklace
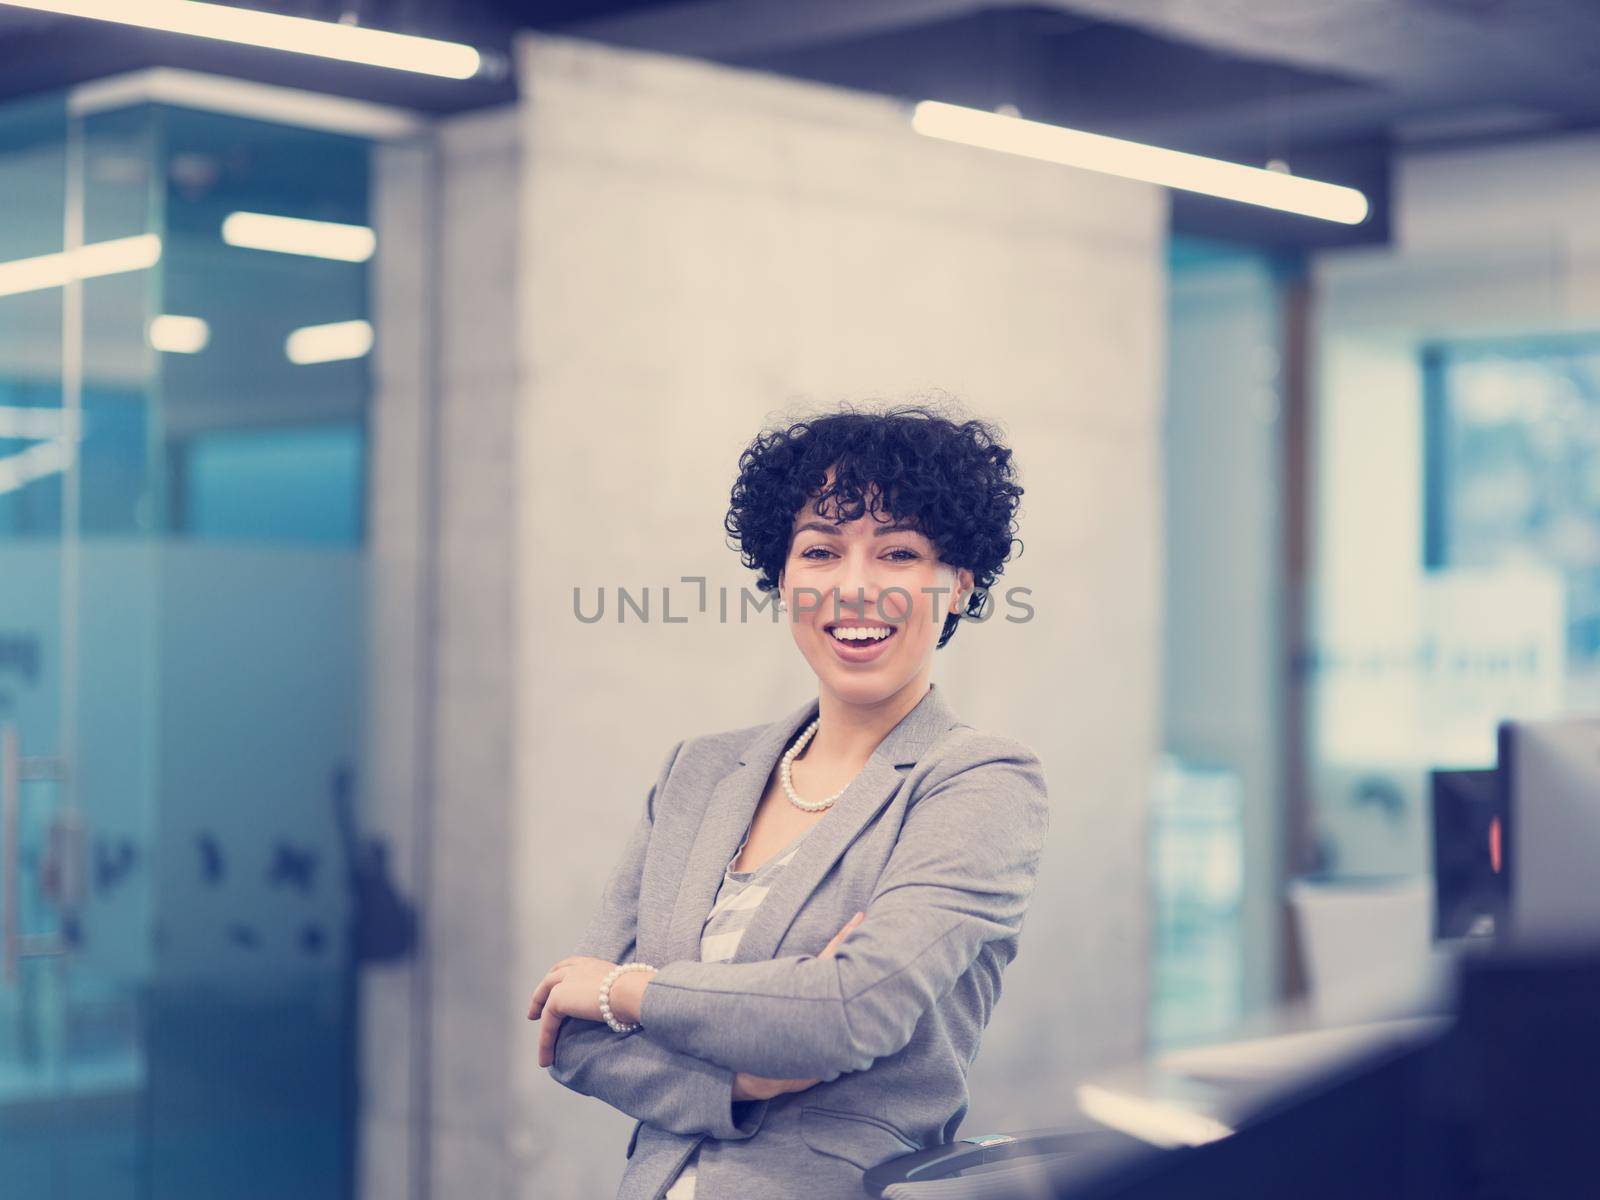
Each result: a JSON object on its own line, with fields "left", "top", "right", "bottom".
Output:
{"left": 780, "top": 717, "right": 847, "bottom": 812}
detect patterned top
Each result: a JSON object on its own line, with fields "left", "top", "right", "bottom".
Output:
{"left": 662, "top": 818, "right": 817, "bottom": 1200}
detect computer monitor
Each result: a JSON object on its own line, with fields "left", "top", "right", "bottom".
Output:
{"left": 1429, "top": 766, "right": 1505, "bottom": 942}
{"left": 1503, "top": 717, "right": 1600, "bottom": 947}
{"left": 1431, "top": 718, "right": 1600, "bottom": 950}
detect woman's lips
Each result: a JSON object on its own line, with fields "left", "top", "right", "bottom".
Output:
{"left": 822, "top": 624, "right": 898, "bottom": 663}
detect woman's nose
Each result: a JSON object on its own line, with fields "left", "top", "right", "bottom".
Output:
{"left": 831, "top": 584, "right": 870, "bottom": 621}
{"left": 835, "top": 558, "right": 887, "bottom": 620}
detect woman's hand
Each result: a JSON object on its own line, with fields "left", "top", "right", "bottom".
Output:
{"left": 730, "top": 910, "right": 865, "bottom": 1102}
{"left": 732, "top": 1071, "right": 819, "bottom": 1101}
{"left": 530, "top": 910, "right": 865, "bottom": 1079}
{"left": 529, "top": 955, "right": 630, "bottom": 1068}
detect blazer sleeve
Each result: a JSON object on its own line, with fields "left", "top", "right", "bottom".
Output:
{"left": 547, "top": 737, "right": 768, "bottom": 1141}
{"left": 638, "top": 735, "right": 1051, "bottom": 1082}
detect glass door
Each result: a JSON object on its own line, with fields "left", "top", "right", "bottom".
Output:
{"left": 0, "top": 90, "right": 75, "bottom": 1197}
{"left": 2, "top": 83, "right": 379, "bottom": 1199}
{"left": 0, "top": 91, "right": 80, "bottom": 1200}
{"left": 0, "top": 93, "right": 159, "bottom": 1199}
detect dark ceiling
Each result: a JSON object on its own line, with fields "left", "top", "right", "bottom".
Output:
{"left": 4, "top": 0, "right": 1599, "bottom": 246}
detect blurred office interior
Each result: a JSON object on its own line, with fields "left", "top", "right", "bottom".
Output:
{"left": 0, "top": 2, "right": 1597, "bottom": 1197}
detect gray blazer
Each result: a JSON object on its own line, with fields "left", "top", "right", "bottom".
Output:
{"left": 549, "top": 681, "right": 1051, "bottom": 1199}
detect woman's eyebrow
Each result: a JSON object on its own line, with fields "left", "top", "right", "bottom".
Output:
{"left": 792, "top": 520, "right": 922, "bottom": 537}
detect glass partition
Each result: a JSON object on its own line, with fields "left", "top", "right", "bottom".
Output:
{"left": 0, "top": 88, "right": 375, "bottom": 1199}
{"left": 0, "top": 88, "right": 80, "bottom": 1198}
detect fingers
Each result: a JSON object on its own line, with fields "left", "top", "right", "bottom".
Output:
{"left": 818, "top": 911, "right": 866, "bottom": 959}
{"left": 737, "top": 1073, "right": 782, "bottom": 1101}
{"left": 528, "top": 957, "right": 584, "bottom": 1018}
{"left": 538, "top": 1010, "right": 565, "bottom": 1069}
{"left": 528, "top": 965, "right": 567, "bottom": 1020}
{"left": 825, "top": 908, "right": 864, "bottom": 960}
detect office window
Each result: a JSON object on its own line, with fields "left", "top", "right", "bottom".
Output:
{"left": 1424, "top": 336, "right": 1600, "bottom": 699}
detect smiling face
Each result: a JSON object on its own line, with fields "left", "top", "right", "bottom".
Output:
{"left": 778, "top": 479, "right": 974, "bottom": 708}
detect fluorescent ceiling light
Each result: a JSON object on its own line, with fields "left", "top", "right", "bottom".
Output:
{"left": 0, "top": 233, "right": 162, "bottom": 299}
{"left": 2, "top": 1, "right": 481, "bottom": 79}
{"left": 0, "top": 407, "right": 83, "bottom": 440}
{"left": 149, "top": 314, "right": 210, "bottom": 354}
{"left": 286, "top": 319, "right": 373, "bottom": 365}
{"left": 911, "top": 100, "right": 1370, "bottom": 225}
{"left": 0, "top": 440, "right": 74, "bottom": 498}
{"left": 222, "top": 212, "right": 376, "bottom": 262}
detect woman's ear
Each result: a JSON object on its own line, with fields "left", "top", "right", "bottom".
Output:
{"left": 953, "top": 568, "right": 975, "bottom": 612}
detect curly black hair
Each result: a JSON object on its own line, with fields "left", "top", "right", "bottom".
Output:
{"left": 724, "top": 401, "right": 1025, "bottom": 649}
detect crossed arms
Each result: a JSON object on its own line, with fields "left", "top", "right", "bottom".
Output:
{"left": 546, "top": 734, "right": 1049, "bottom": 1136}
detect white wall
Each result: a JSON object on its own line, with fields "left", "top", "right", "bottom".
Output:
{"left": 362, "top": 114, "right": 524, "bottom": 1199}
{"left": 509, "top": 34, "right": 1166, "bottom": 1197}
{"left": 424, "top": 106, "right": 524, "bottom": 1197}
{"left": 360, "top": 133, "right": 430, "bottom": 1200}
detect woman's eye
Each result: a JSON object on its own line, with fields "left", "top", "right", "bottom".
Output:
{"left": 799, "top": 546, "right": 919, "bottom": 561}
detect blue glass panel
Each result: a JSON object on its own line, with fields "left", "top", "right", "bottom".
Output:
{"left": 179, "top": 423, "right": 364, "bottom": 544}
{"left": 3, "top": 91, "right": 373, "bottom": 1200}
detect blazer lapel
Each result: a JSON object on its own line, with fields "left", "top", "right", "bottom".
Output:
{"left": 661, "top": 692, "right": 819, "bottom": 963}
{"left": 663, "top": 682, "right": 963, "bottom": 966}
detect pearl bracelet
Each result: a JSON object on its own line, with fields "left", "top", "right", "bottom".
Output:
{"left": 599, "top": 961, "right": 655, "bottom": 1034}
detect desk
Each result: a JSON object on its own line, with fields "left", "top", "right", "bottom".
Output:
{"left": 1076, "top": 1012, "right": 1452, "bottom": 1148}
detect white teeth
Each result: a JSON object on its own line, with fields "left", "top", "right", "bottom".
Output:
{"left": 830, "top": 626, "right": 893, "bottom": 642}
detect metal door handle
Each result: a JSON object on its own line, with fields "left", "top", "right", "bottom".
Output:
{"left": 2, "top": 724, "right": 69, "bottom": 984}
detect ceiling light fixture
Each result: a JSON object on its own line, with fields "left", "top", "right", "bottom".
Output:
{"left": 0, "top": 233, "right": 161, "bottom": 299}
{"left": 912, "top": 100, "right": 1369, "bottom": 225}
{"left": 221, "top": 212, "right": 376, "bottom": 262}
{"left": 0, "top": 440, "right": 74, "bottom": 498}
{"left": 0, "top": 407, "right": 82, "bottom": 440}
{"left": 285, "top": 319, "right": 373, "bottom": 365}
{"left": 1, "top": 0, "right": 482, "bottom": 79}
{"left": 148, "top": 314, "right": 210, "bottom": 354}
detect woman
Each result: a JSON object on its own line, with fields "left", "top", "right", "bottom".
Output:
{"left": 529, "top": 403, "right": 1051, "bottom": 1199}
